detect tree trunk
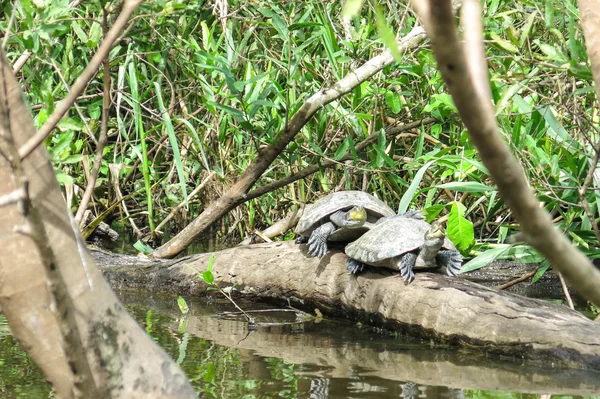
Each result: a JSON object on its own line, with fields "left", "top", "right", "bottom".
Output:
{"left": 0, "top": 43, "right": 196, "bottom": 398}
{"left": 96, "top": 242, "right": 600, "bottom": 372}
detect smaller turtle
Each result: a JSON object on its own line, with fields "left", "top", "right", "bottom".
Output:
{"left": 345, "top": 216, "right": 462, "bottom": 283}
{"left": 295, "top": 191, "right": 396, "bottom": 258}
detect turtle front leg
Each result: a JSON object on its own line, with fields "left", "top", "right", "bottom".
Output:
{"left": 346, "top": 258, "right": 367, "bottom": 274}
{"left": 307, "top": 222, "right": 337, "bottom": 257}
{"left": 437, "top": 250, "right": 463, "bottom": 276}
{"left": 397, "top": 252, "right": 418, "bottom": 283}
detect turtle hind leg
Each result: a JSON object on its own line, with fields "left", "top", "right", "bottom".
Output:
{"left": 346, "top": 258, "right": 367, "bottom": 274}
{"left": 307, "top": 222, "right": 337, "bottom": 257}
{"left": 437, "top": 250, "right": 463, "bottom": 276}
{"left": 398, "top": 252, "right": 417, "bottom": 283}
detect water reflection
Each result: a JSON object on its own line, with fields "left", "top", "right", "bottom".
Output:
{"left": 121, "top": 293, "right": 600, "bottom": 399}
{"left": 1, "top": 294, "right": 600, "bottom": 398}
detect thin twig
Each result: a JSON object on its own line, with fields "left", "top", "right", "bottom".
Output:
{"left": 2, "top": 1, "right": 19, "bottom": 50}
{"left": 578, "top": 137, "right": 600, "bottom": 245}
{"left": 218, "top": 289, "right": 256, "bottom": 325}
{"left": 152, "top": 171, "right": 217, "bottom": 234}
{"left": 496, "top": 269, "right": 537, "bottom": 291}
{"left": 244, "top": 118, "right": 437, "bottom": 202}
{"left": 74, "top": 7, "right": 112, "bottom": 225}
{"left": 558, "top": 272, "right": 575, "bottom": 310}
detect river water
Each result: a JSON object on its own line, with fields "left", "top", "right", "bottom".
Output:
{"left": 1, "top": 293, "right": 599, "bottom": 398}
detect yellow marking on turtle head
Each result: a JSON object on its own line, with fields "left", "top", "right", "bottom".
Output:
{"left": 348, "top": 206, "right": 367, "bottom": 222}
{"left": 427, "top": 222, "right": 446, "bottom": 239}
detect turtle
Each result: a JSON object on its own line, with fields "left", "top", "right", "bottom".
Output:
{"left": 344, "top": 215, "right": 463, "bottom": 283}
{"left": 295, "top": 191, "right": 397, "bottom": 258}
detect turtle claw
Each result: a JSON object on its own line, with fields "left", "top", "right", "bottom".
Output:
{"left": 308, "top": 240, "right": 328, "bottom": 258}
{"left": 307, "top": 232, "right": 328, "bottom": 257}
{"left": 437, "top": 250, "right": 463, "bottom": 277}
{"left": 346, "top": 258, "right": 366, "bottom": 274}
{"left": 306, "top": 222, "right": 336, "bottom": 258}
{"left": 400, "top": 267, "right": 415, "bottom": 283}
{"left": 399, "top": 252, "right": 417, "bottom": 283}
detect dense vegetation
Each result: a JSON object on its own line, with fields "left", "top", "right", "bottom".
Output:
{"left": 3, "top": 0, "right": 598, "bottom": 266}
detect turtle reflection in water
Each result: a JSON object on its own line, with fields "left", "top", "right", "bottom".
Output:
{"left": 345, "top": 215, "right": 463, "bottom": 283}
{"left": 295, "top": 191, "right": 396, "bottom": 258}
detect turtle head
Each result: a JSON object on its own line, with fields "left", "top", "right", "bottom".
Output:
{"left": 425, "top": 222, "right": 446, "bottom": 241}
{"left": 345, "top": 206, "right": 367, "bottom": 227}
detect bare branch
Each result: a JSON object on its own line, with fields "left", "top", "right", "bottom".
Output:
{"left": 412, "top": 0, "right": 600, "bottom": 306}
{"left": 151, "top": 26, "right": 428, "bottom": 258}
{"left": 74, "top": 6, "right": 112, "bottom": 225}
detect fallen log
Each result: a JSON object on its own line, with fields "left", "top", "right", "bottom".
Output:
{"left": 95, "top": 241, "right": 600, "bottom": 371}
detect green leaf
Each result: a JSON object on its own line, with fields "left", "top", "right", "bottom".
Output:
{"left": 55, "top": 171, "right": 74, "bottom": 185}
{"left": 57, "top": 116, "right": 83, "bottom": 131}
{"left": 289, "top": 22, "right": 323, "bottom": 30}
{"left": 334, "top": 137, "right": 351, "bottom": 160}
{"left": 437, "top": 181, "right": 496, "bottom": 193}
{"left": 374, "top": 2, "right": 402, "bottom": 62}
{"left": 177, "top": 296, "right": 189, "bottom": 314}
{"left": 373, "top": 144, "right": 396, "bottom": 168}
{"left": 88, "top": 22, "right": 102, "bottom": 46}
{"left": 436, "top": 93, "right": 457, "bottom": 112}
{"left": 538, "top": 106, "right": 581, "bottom": 152}
{"left": 536, "top": 41, "right": 567, "bottom": 62}
{"left": 200, "top": 21, "right": 211, "bottom": 51}
{"left": 447, "top": 202, "right": 475, "bottom": 253}
{"left": 258, "top": 8, "right": 289, "bottom": 40}
{"left": 460, "top": 246, "right": 513, "bottom": 273}
{"left": 201, "top": 270, "right": 214, "bottom": 284}
{"left": 386, "top": 91, "right": 402, "bottom": 113}
{"left": 398, "top": 160, "right": 435, "bottom": 214}
{"left": 133, "top": 240, "right": 154, "bottom": 255}
{"left": 154, "top": 82, "right": 189, "bottom": 208}
{"left": 207, "top": 101, "right": 244, "bottom": 121}
{"left": 422, "top": 204, "right": 445, "bottom": 222}
{"left": 71, "top": 22, "right": 88, "bottom": 42}
{"left": 489, "top": 31, "right": 518, "bottom": 54}
{"left": 308, "top": 141, "right": 325, "bottom": 157}
{"left": 59, "top": 154, "right": 84, "bottom": 164}
{"left": 532, "top": 261, "right": 551, "bottom": 283}
{"left": 519, "top": 12, "right": 537, "bottom": 48}
{"left": 342, "top": 0, "right": 365, "bottom": 18}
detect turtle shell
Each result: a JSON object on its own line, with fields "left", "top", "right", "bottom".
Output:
{"left": 295, "top": 191, "right": 395, "bottom": 236}
{"left": 344, "top": 216, "right": 457, "bottom": 265}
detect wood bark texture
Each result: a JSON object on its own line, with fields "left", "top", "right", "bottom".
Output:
{"left": 96, "top": 242, "right": 600, "bottom": 371}
{"left": 578, "top": 0, "right": 600, "bottom": 102}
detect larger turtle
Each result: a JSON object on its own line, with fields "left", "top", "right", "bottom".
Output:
{"left": 295, "top": 191, "right": 396, "bottom": 258}
{"left": 345, "top": 216, "right": 462, "bottom": 283}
